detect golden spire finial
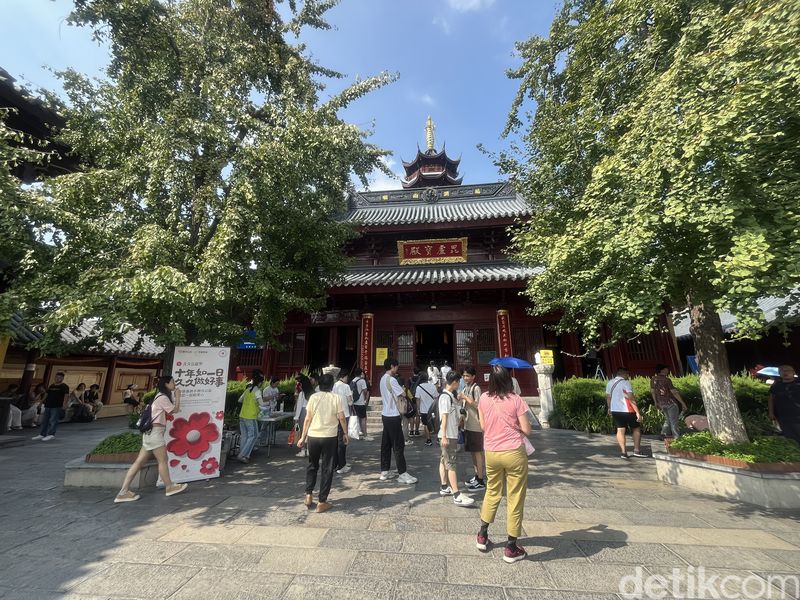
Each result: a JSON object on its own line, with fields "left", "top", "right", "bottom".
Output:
{"left": 425, "top": 115, "right": 435, "bottom": 151}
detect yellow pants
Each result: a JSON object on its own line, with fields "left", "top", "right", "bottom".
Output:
{"left": 479, "top": 446, "right": 528, "bottom": 538}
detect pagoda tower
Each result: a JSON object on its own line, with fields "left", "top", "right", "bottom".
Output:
{"left": 401, "top": 116, "right": 463, "bottom": 188}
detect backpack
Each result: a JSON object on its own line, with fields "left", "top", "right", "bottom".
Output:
{"left": 137, "top": 402, "right": 154, "bottom": 434}
{"left": 419, "top": 385, "right": 439, "bottom": 434}
{"left": 349, "top": 377, "right": 363, "bottom": 403}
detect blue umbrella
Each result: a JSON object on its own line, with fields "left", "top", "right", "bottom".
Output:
{"left": 489, "top": 356, "right": 533, "bottom": 369}
{"left": 757, "top": 367, "right": 780, "bottom": 377}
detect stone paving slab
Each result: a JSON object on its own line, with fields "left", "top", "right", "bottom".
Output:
{"left": 1, "top": 418, "right": 799, "bottom": 599}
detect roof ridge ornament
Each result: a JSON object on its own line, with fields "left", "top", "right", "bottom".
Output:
{"left": 422, "top": 187, "right": 438, "bottom": 204}
{"left": 425, "top": 116, "right": 435, "bottom": 152}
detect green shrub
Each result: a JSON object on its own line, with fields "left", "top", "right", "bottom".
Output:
{"left": 553, "top": 375, "right": 771, "bottom": 436}
{"left": 670, "top": 431, "right": 800, "bottom": 463}
{"left": 90, "top": 431, "right": 142, "bottom": 455}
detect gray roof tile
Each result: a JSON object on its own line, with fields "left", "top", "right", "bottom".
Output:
{"left": 335, "top": 263, "right": 539, "bottom": 288}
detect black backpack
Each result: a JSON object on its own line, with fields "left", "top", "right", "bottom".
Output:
{"left": 137, "top": 402, "right": 154, "bottom": 434}
{"left": 350, "top": 377, "right": 364, "bottom": 403}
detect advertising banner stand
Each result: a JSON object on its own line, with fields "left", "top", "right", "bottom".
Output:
{"left": 165, "top": 346, "right": 230, "bottom": 484}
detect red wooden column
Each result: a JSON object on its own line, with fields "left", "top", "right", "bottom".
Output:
{"left": 360, "top": 313, "right": 374, "bottom": 384}
{"left": 496, "top": 310, "right": 513, "bottom": 357}
{"left": 261, "top": 345, "right": 277, "bottom": 378}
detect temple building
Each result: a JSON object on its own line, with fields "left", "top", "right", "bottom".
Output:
{"left": 236, "top": 119, "right": 681, "bottom": 393}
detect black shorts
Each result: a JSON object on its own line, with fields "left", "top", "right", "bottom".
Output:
{"left": 353, "top": 404, "right": 367, "bottom": 419}
{"left": 612, "top": 411, "right": 640, "bottom": 430}
{"left": 420, "top": 413, "right": 431, "bottom": 431}
{"left": 464, "top": 430, "right": 484, "bottom": 452}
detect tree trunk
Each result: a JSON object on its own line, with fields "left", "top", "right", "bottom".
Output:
{"left": 689, "top": 300, "right": 749, "bottom": 444}
{"left": 161, "top": 344, "right": 176, "bottom": 376}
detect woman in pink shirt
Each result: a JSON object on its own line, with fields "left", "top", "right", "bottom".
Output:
{"left": 115, "top": 375, "right": 188, "bottom": 502}
{"left": 475, "top": 365, "right": 532, "bottom": 563}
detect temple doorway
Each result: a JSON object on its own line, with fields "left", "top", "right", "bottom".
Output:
{"left": 415, "top": 324, "right": 454, "bottom": 371}
{"left": 306, "top": 327, "right": 329, "bottom": 373}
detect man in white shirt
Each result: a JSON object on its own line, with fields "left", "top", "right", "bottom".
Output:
{"left": 379, "top": 358, "right": 417, "bottom": 484}
{"left": 605, "top": 367, "right": 644, "bottom": 459}
{"left": 438, "top": 370, "right": 474, "bottom": 506}
{"left": 414, "top": 372, "right": 438, "bottom": 447}
{"left": 350, "top": 367, "right": 371, "bottom": 441}
{"left": 331, "top": 370, "right": 353, "bottom": 474}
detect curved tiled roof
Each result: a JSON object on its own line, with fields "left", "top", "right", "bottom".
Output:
{"left": 344, "top": 181, "right": 531, "bottom": 226}
{"left": 336, "top": 263, "right": 539, "bottom": 288}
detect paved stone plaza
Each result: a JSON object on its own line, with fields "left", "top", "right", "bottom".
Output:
{"left": 1, "top": 417, "right": 799, "bottom": 599}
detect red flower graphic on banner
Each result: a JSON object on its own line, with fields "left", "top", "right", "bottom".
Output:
{"left": 167, "top": 412, "right": 220, "bottom": 459}
{"left": 215, "top": 411, "right": 224, "bottom": 420}
{"left": 200, "top": 457, "right": 219, "bottom": 475}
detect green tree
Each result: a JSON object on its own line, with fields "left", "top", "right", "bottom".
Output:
{"left": 503, "top": 0, "right": 800, "bottom": 443}
{"left": 5, "top": 0, "right": 393, "bottom": 353}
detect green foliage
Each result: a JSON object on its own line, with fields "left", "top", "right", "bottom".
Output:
{"left": 553, "top": 375, "right": 771, "bottom": 435}
{"left": 670, "top": 432, "right": 800, "bottom": 463}
{"left": 90, "top": 431, "right": 142, "bottom": 455}
{"left": 5, "top": 0, "right": 396, "bottom": 351}
{"left": 501, "top": 0, "right": 800, "bottom": 442}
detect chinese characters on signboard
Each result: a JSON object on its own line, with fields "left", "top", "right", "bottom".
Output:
{"left": 397, "top": 237, "right": 468, "bottom": 265}
{"left": 360, "top": 313, "right": 374, "bottom": 384}
{"left": 167, "top": 346, "right": 230, "bottom": 484}
{"left": 496, "top": 310, "right": 513, "bottom": 358}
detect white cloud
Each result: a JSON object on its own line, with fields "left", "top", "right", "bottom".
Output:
{"left": 447, "top": 0, "right": 496, "bottom": 12}
{"left": 365, "top": 157, "right": 402, "bottom": 192}
{"left": 432, "top": 16, "right": 452, "bottom": 35}
{"left": 407, "top": 90, "right": 436, "bottom": 107}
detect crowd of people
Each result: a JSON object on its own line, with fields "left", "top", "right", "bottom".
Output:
{"left": 292, "top": 359, "right": 536, "bottom": 563}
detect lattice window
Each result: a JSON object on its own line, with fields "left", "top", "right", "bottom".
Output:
{"left": 238, "top": 348, "right": 263, "bottom": 368}
{"left": 291, "top": 331, "right": 306, "bottom": 365}
{"left": 455, "top": 328, "right": 497, "bottom": 370}
{"left": 397, "top": 330, "right": 414, "bottom": 366}
{"left": 626, "top": 333, "right": 659, "bottom": 362}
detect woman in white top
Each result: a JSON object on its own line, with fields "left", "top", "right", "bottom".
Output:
{"left": 414, "top": 372, "right": 438, "bottom": 446}
{"left": 115, "top": 376, "right": 188, "bottom": 502}
{"left": 293, "top": 373, "right": 317, "bottom": 457}
{"left": 427, "top": 361, "right": 441, "bottom": 391}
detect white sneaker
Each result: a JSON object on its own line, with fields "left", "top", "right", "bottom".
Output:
{"left": 397, "top": 472, "right": 418, "bottom": 484}
{"left": 379, "top": 470, "right": 398, "bottom": 481}
{"left": 363, "top": 436, "right": 374, "bottom": 441}
{"left": 404, "top": 439, "right": 413, "bottom": 446}
{"left": 296, "top": 450, "right": 307, "bottom": 458}
{"left": 439, "top": 486, "right": 453, "bottom": 496}
{"left": 336, "top": 465, "right": 352, "bottom": 474}
{"left": 42, "top": 435, "right": 55, "bottom": 441}
{"left": 31, "top": 435, "right": 44, "bottom": 440}
{"left": 156, "top": 479, "right": 166, "bottom": 489}
{"left": 453, "top": 493, "right": 475, "bottom": 506}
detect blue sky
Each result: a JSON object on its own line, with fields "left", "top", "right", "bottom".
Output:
{"left": 1, "top": 0, "right": 560, "bottom": 189}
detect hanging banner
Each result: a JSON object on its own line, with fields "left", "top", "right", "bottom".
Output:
{"left": 496, "top": 310, "right": 513, "bottom": 358}
{"left": 167, "top": 346, "right": 230, "bottom": 483}
{"left": 375, "top": 347, "right": 388, "bottom": 366}
{"left": 360, "top": 313, "right": 374, "bottom": 384}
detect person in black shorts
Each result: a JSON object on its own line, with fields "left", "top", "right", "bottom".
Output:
{"left": 605, "top": 367, "right": 644, "bottom": 458}
{"left": 459, "top": 366, "right": 485, "bottom": 491}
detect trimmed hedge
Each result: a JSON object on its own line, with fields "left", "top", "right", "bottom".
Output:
{"left": 551, "top": 375, "right": 772, "bottom": 436}
{"left": 91, "top": 431, "right": 142, "bottom": 455}
{"left": 669, "top": 431, "right": 800, "bottom": 463}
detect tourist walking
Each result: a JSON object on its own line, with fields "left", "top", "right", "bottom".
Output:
{"left": 297, "top": 373, "right": 348, "bottom": 513}
{"left": 294, "top": 373, "right": 316, "bottom": 457}
{"left": 769, "top": 365, "right": 800, "bottom": 444}
{"left": 32, "top": 372, "right": 69, "bottom": 441}
{"left": 440, "top": 360, "right": 452, "bottom": 384}
{"left": 331, "top": 368, "right": 353, "bottom": 474}
{"left": 427, "top": 360, "right": 441, "bottom": 391}
{"left": 460, "top": 366, "right": 485, "bottom": 491}
{"left": 379, "top": 358, "right": 418, "bottom": 484}
{"left": 651, "top": 365, "right": 687, "bottom": 439}
{"left": 414, "top": 372, "right": 437, "bottom": 446}
{"left": 409, "top": 367, "right": 423, "bottom": 436}
{"left": 350, "top": 367, "right": 370, "bottom": 440}
{"left": 115, "top": 375, "right": 188, "bottom": 502}
{"left": 476, "top": 365, "right": 532, "bottom": 563}
{"left": 605, "top": 367, "right": 644, "bottom": 458}
{"left": 438, "top": 370, "right": 474, "bottom": 506}
{"left": 236, "top": 371, "right": 265, "bottom": 463}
